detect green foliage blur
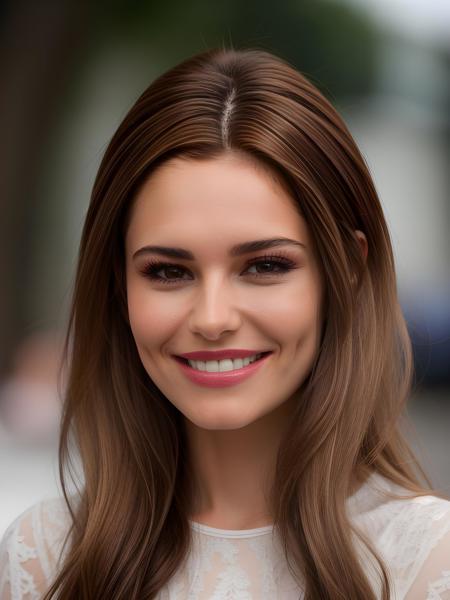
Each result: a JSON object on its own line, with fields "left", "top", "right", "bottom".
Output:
{"left": 86, "top": 0, "right": 378, "bottom": 101}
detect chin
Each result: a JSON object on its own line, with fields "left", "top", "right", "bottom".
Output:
{"left": 185, "top": 410, "right": 258, "bottom": 431}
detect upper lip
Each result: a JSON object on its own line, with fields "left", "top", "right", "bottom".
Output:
{"left": 176, "top": 349, "right": 271, "bottom": 360}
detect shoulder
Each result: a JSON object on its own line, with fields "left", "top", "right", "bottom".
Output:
{"left": 383, "top": 493, "right": 450, "bottom": 599}
{"left": 0, "top": 496, "right": 72, "bottom": 600}
{"left": 351, "top": 473, "right": 450, "bottom": 599}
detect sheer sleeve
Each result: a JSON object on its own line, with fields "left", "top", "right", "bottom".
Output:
{"left": 404, "top": 524, "right": 450, "bottom": 600}
{"left": 0, "top": 498, "right": 70, "bottom": 600}
{"left": 350, "top": 478, "right": 450, "bottom": 600}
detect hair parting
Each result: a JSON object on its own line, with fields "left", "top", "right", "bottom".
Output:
{"left": 221, "top": 86, "right": 236, "bottom": 148}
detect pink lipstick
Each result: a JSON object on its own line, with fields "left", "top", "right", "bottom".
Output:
{"left": 173, "top": 351, "right": 272, "bottom": 388}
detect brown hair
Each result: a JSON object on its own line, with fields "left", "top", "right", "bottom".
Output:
{"left": 44, "top": 47, "right": 432, "bottom": 599}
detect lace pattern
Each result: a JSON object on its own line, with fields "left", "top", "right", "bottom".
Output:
{"left": 383, "top": 497, "right": 450, "bottom": 596}
{"left": 427, "top": 571, "right": 450, "bottom": 599}
{"left": 165, "top": 525, "right": 302, "bottom": 599}
{"left": 1, "top": 511, "right": 42, "bottom": 600}
{"left": 1, "top": 474, "right": 450, "bottom": 599}
{"left": 0, "top": 497, "right": 72, "bottom": 600}
{"left": 349, "top": 476, "right": 450, "bottom": 600}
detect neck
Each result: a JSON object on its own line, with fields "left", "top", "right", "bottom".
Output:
{"left": 184, "top": 395, "right": 297, "bottom": 530}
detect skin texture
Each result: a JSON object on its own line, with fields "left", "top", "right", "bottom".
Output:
{"left": 125, "top": 153, "right": 366, "bottom": 529}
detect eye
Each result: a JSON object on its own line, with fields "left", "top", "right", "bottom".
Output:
{"left": 139, "top": 254, "right": 298, "bottom": 285}
{"left": 141, "top": 263, "right": 192, "bottom": 284}
{"left": 245, "top": 256, "right": 297, "bottom": 276}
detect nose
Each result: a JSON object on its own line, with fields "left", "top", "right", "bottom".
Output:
{"left": 187, "top": 274, "right": 242, "bottom": 340}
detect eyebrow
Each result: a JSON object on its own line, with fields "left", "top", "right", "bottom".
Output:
{"left": 132, "top": 237, "right": 306, "bottom": 260}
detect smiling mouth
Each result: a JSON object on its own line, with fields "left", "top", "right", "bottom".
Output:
{"left": 174, "top": 351, "right": 272, "bottom": 371}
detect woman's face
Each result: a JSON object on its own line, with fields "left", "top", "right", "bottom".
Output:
{"left": 125, "top": 153, "right": 323, "bottom": 430}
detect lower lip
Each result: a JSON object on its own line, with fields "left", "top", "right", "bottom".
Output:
{"left": 173, "top": 353, "right": 272, "bottom": 388}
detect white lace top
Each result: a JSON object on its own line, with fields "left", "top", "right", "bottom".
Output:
{"left": 1, "top": 473, "right": 450, "bottom": 599}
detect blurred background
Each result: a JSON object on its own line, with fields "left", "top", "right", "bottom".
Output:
{"left": 0, "top": 0, "right": 449, "bottom": 538}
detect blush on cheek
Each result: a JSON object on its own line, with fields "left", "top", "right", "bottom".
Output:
{"left": 127, "top": 291, "right": 163, "bottom": 335}
{"left": 127, "top": 288, "right": 188, "bottom": 366}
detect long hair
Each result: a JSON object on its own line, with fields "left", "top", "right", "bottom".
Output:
{"left": 43, "top": 47, "right": 432, "bottom": 599}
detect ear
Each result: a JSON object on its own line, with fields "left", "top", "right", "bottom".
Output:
{"left": 355, "top": 230, "right": 368, "bottom": 262}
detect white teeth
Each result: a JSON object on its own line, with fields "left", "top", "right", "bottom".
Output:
{"left": 187, "top": 353, "right": 263, "bottom": 372}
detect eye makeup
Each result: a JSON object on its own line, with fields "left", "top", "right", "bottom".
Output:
{"left": 138, "top": 253, "right": 300, "bottom": 285}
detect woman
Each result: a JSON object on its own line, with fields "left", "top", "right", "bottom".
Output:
{"left": 1, "top": 47, "right": 449, "bottom": 600}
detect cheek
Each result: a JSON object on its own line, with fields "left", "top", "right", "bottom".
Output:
{"left": 126, "top": 281, "right": 183, "bottom": 348}
{"left": 270, "top": 282, "right": 322, "bottom": 389}
{"left": 260, "top": 275, "right": 323, "bottom": 349}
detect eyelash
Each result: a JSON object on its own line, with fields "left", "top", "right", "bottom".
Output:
{"left": 139, "top": 254, "right": 298, "bottom": 285}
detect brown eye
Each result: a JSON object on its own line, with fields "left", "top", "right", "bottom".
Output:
{"left": 244, "top": 256, "right": 298, "bottom": 277}
{"left": 140, "top": 261, "right": 193, "bottom": 284}
{"left": 159, "top": 266, "right": 186, "bottom": 279}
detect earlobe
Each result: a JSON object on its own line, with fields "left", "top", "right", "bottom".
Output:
{"left": 355, "top": 230, "right": 368, "bottom": 262}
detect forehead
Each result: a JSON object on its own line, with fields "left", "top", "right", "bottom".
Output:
{"left": 125, "top": 154, "right": 311, "bottom": 252}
